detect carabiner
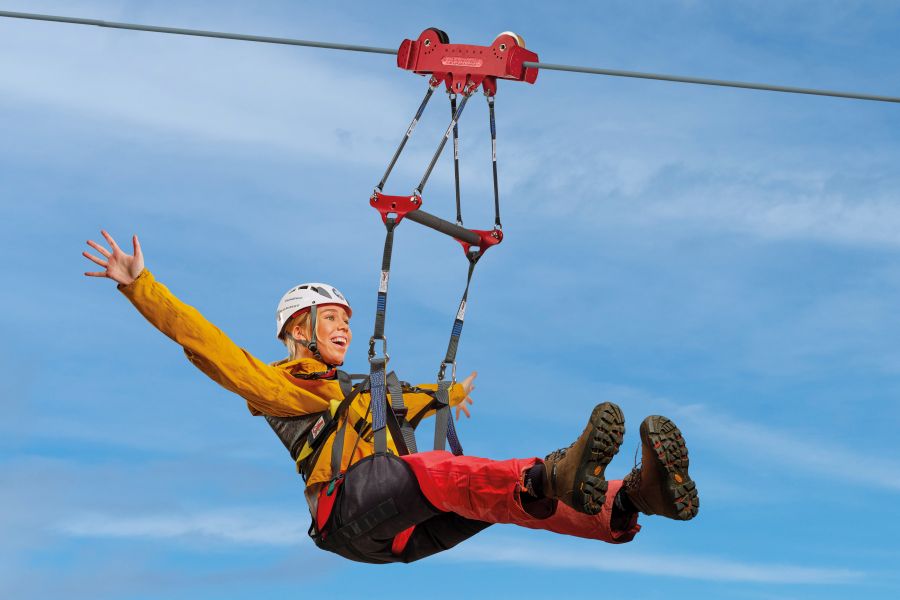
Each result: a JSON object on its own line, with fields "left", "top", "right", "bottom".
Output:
{"left": 438, "top": 360, "right": 457, "bottom": 383}
{"left": 368, "top": 335, "right": 389, "bottom": 362}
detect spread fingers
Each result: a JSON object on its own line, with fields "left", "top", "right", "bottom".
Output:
{"left": 86, "top": 239, "right": 111, "bottom": 258}
{"left": 82, "top": 251, "right": 108, "bottom": 268}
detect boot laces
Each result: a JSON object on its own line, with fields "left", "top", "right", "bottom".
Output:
{"left": 623, "top": 447, "right": 643, "bottom": 493}
{"left": 544, "top": 441, "right": 574, "bottom": 463}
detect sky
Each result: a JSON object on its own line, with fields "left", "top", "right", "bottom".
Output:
{"left": 2, "top": 0, "right": 900, "bottom": 598}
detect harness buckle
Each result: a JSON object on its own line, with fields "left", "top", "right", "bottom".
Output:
{"left": 438, "top": 360, "right": 457, "bottom": 383}
{"left": 368, "top": 336, "right": 389, "bottom": 362}
{"left": 327, "top": 473, "right": 344, "bottom": 496}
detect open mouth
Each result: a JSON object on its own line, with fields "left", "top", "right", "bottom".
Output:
{"left": 330, "top": 336, "right": 348, "bottom": 348}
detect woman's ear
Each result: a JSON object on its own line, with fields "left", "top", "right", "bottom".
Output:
{"left": 291, "top": 323, "right": 309, "bottom": 342}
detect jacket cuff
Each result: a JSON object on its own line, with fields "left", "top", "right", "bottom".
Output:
{"left": 448, "top": 382, "right": 467, "bottom": 406}
{"left": 117, "top": 268, "right": 151, "bottom": 296}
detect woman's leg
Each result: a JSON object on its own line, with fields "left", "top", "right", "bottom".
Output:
{"left": 517, "top": 479, "right": 640, "bottom": 543}
{"left": 400, "top": 450, "right": 640, "bottom": 544}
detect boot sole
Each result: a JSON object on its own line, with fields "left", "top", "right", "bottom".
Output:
{"left": 641, "top": 415, "right": 700, "bottom": 520}
{"left": 572, "top": 402, "right": 625, "bottom": 515}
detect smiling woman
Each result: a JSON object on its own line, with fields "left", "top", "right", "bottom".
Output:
{"left": 82, "top": 229, "right": 699, "bottom": 564}
{"left": 275, "top": 284, "right": 354, "bottom": 365}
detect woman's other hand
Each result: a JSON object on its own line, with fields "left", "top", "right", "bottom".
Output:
{"left": 83, "top": 230, "right": 144, "bottom": 286}
{"left": 456, "top": 370, "right": 477, "bottom": 421}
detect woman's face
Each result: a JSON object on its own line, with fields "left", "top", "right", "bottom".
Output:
{"left": 293, "top": 304, "right": 352, "bottom": 365}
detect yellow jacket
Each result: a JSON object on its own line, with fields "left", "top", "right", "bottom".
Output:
{"left": 119, "top": 269, "right": 466, "bottom": 487}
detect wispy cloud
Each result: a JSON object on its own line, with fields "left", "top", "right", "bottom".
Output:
{"left": 448, "top": 538, "right": 864, "bottom": 584}
{"left": 510, "top": 121, "right": 900, "bottom": 251}
{"left": 0, "top": 6, "right": 424, "bottom": 170}
{"left": 58, "top": 508, "right": 309, "bottom": 546}
{"left": 57, "top": 508, "right": 866, "bottom": 584}
{"left": 672, "top": 403, "right": 900, "bottom": 493}
{"left": 593, "top": 383, "right": 900, "bottom": 494}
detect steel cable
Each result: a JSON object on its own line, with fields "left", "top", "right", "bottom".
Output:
{"left": 2, "top": 10, "right": 899, "bottom": 104}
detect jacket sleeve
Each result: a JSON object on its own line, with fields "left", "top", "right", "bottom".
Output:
{"left": 117, "top": 269, "right": 330, "bottom": 417}
{"left": 403, "top": 382, "right": 467, "bottom": 423}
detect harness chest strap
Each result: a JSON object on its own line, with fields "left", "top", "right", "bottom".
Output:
{"left": 298, "top": 372, "right": 371, "bottom": 478}
{"left": 265, "top": 370, "right": 368, "bottom": 480}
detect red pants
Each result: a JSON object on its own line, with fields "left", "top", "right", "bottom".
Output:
{"left": 401, "top": 451, "right": 640, "bottom": 544}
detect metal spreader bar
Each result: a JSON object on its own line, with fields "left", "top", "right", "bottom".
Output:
{"left": 405, "top": 209, "right": 480, "bottom": 246}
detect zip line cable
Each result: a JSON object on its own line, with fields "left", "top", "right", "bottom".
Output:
{"left": 2, "top": 9, "right": 899, "bottom": 105}
{"left": 521, "top": 62, "right": 900, "bottom": 104}
{"left": 0, "top": 10, "right": 398, "bottom": 55}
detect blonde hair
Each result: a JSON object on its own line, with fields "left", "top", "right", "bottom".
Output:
{"left": 281, "top": 310, "right": 312, "bottom": 360}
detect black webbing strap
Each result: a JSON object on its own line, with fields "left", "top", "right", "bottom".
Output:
{"left": 377, "top": 81, "right": 438, "bottom": 193}
{"left": 432, "top": 379, "right": 456, "bottom": 454}
{"left": 327, "top": 376, "right": 373, "bottom": 492}
{"left": 387, "top": 371, "right": 417, "bottom": 454}
{"left": 433, "top": 254, "right": 479, "bottom": 455}
{"left": 416, "top": 88, "right": 473, "bottom": 197}
{"left": 487, "top": 94, "right": 502, "bottom": 230}
{"left": 370, "top": 364, "right": 411, "bottom": 456}
{"left": 336, "top": 370, "right": 353, "bottom": 398}
{"left": 370, "top": 358, "right": 389, "bottom": 454}
{"left": 369, "top": 214, "right": 398, "bottom": 456}
{"left": 371, "top": 218, "right": 396, "bottom": 344}
{"left": 329, "top": 417, "right": 349, "bottom": 493}
{"left": 450, "top": 92, "right": 463, "bottom": 226}
{"left": 326, "top": 498, "right": 400, "bottom": 548}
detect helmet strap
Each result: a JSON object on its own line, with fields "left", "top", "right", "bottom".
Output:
{"left": 292, "top": 305, "right": 343, "bottom": 368}
{"left": 308, "top": 303, "right": 318, "bottom": 354}
{"left": 296, "top": 311, "right": 322, "bottom": 362}
{"left": 296, "top": 339, "right": 320, "bottom": 359}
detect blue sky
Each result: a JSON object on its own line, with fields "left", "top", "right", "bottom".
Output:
{"left": 2, "top": 0, "right": 900, "bottom": 598}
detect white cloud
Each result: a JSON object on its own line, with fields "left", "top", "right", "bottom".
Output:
{"left": 58, "top": 508, "right": 309, "bottom": 546}
{"left": 447, "top": 538, "right": 863, "bottom": 584}
{"left": 591, "top": 383, "right": 900, "bottom": 494}
{"left": 672, "top": 403, "right": 900, "bottom": 493}
{"left": 57, "top": 507, "right": 865, "bottom": 584}
{"left": 0, "top": 6, "right": 434, "bottom": 173}
{"left": 514, "top": 128, "right": 900, "bottom": 250}
{"left": 643, "top": 171, "right": 900, "bottom": 249}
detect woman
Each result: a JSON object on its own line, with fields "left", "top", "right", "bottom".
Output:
{"left": 83, "top": 230, "right": 699, "bottom": 564}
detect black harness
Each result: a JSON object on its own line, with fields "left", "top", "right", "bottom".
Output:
{"left": 265, "top": 368, "right": 431, "bottom": 483}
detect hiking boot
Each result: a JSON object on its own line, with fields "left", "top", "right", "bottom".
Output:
{"left": 623, "top": 415, "right": 699, "bottom": 520}
{"left": 543, "top": 402, "right": 625, "bottom": 515}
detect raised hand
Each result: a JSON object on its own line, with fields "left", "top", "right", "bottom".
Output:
{"left": 83, "top": 230, "right": 145, "bottom": 286}
{"left": 455, "top": 370, "right": 477, "bottom": 421}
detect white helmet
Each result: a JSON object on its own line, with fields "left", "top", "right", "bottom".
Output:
{"left": 275, "top": 283, "right": 352, "bottom": 339}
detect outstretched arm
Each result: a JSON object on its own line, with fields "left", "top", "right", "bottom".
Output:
{"left": 82, "top": 231, "right": 329, "bottom": 417}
